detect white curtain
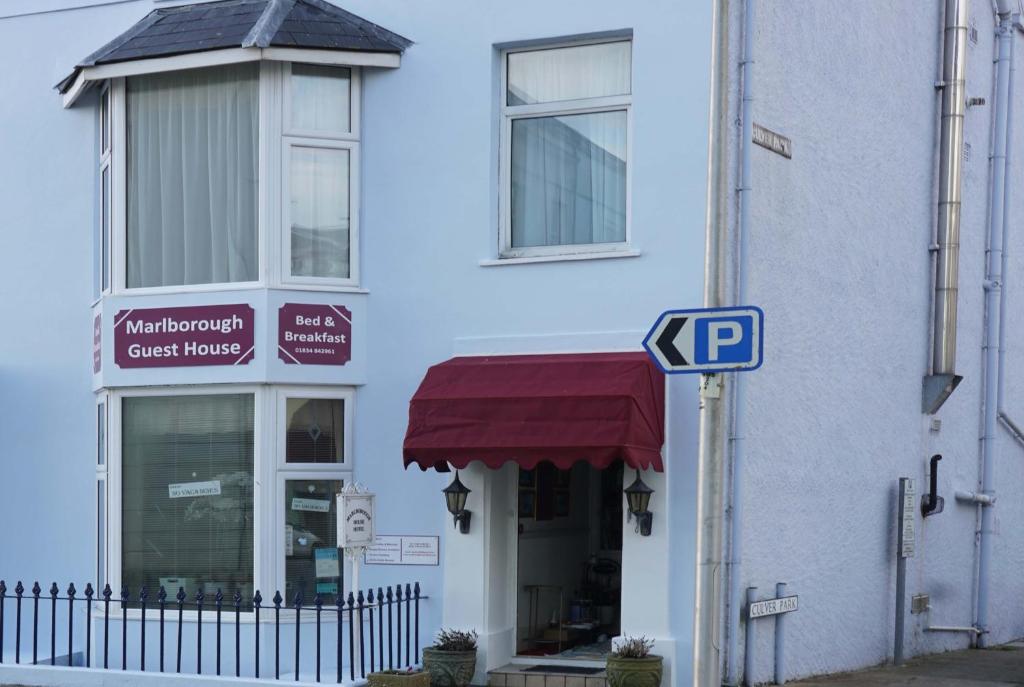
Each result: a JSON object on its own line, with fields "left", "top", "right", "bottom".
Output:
{"left": 506, "top": 41, "right": 630, "bottom": 106}
{"left": 511, "top": 110, "right": 628, "bottom": 248}
{"left": 127, "top": 64, "right": 259, "bottom": 288}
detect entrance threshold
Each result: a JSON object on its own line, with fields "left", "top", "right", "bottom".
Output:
{"left": 509, "top": 657, "right": 605, "bottom": 669}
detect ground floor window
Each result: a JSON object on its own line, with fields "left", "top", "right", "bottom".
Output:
{"left": 284, "top": 478, "right": 343, "bottom": 605}
{"left": 121, "top": 393, "right": 256, "bottom": 600}
{"left": 101, "top": 386, "right": 353, "bottom": 612}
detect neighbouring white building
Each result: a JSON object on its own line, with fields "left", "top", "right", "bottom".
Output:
{"left": 0, "top": 1, "right": 1023, "bottom": 687}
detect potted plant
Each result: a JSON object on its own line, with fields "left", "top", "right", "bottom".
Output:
{"left": 421, "top": 628, "right": 478, "bottom": 687}
{"left": 367, "top": 667, "right": 431, "bottom": 687}
{"left": 606, "top": 636, "right": 663, "bottom": 687}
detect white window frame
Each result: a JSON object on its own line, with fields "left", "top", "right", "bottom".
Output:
{"left": 97, "top": 84, "right": 112, "bottom": 300}
{"left": 497, "top": 38, "right": 633, "bottom": 261}
{"left": 274, "top": 386, "right": 354, "bottom": 619}
{"left": 105, "top": 385, "right": 265, "bottom": 621}
{"left": 95, "top": 393, "right": 109, "bottom": 603}
{"left": 279, "top": 64, "right": 362, "bottom": 289}
{"left": 99, "top": 385, "right": 355, "bottom": 621}
{"left": 105, "top": 61, "right": 364, "bottom": 296}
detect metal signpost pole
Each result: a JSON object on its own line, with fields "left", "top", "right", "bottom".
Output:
{"left": 895, "top": 478, "right": 915, "bottom": 665}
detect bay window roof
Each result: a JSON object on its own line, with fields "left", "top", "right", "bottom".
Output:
{"left": 59, "top": 0, "right": 410, "bottom": 105}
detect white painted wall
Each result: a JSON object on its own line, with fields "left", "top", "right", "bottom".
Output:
{"left": 727, "top": 0, "right": 1024, "bottom": 682}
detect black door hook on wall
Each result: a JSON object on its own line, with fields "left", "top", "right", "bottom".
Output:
{"left": 921, "top": 454, "right": 944, "bottom": 517}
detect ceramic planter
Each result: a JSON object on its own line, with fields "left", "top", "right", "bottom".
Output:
{"left": 421, "top": 647, "right": 477, "bottom": 687}
{"left": 605, "top": 654, "right": 663, "bottom": 687}
{"left": 367, "top": 669, "right": 432, "bottom": 687}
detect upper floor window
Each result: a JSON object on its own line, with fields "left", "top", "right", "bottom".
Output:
{"left": 100, "top": 61, "right": 361, "bottom": 293}
{"left": 284, "top": 64, "right": 360, "bottom": 285}
{"left": 126, "top": 64, "right": 259, "bottom": 289}
{"left": 500, "top": 40, "right": 632, "bottom": 259}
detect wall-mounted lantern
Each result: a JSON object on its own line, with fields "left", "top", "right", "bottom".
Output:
{"left": 443, "top": 471, "right": 472, "bottom": 534}
{"left": 624, "top": 469, "right": 654, "bottom": 536}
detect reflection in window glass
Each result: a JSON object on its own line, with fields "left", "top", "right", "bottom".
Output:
{"left": 286, "top": 398, "right": 345, "bottom": 464}
{"left": 101, "top": 166, "right": 110, "bottom": 292}
{"left": 291, "top": 64, "right": 351, "bottom": 134}
{"left": 511, "top": 110, "right": 627, "bottom": 248}
{"left": 290, "top": 147, "right": 350, "bottom": 279}
{"left": 97, "top": 401, "right": 106, "bottom": 466}
{"left": 122, "top": 394, "right": 255, "bottom": 605}
{"left": 507, "top": 41, "right": 631, "bottom": 106}
{"left": 285, "top": 479, "right": 343, "bottom": 605}
{"left": 101, "top": 88, "right": 110, "bottom": 154}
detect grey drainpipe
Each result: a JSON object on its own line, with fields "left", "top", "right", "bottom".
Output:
{"left": 923, "top": 0, "right": 970, "bottom": 414}
{"left": 999, "top": 17, "right": 1024, "bottom": 449}
{"left": 975, "top": 0, "right": 1014, "bottom": 646}
{"left": 692, "top": 0, "right": 731, "bottom": 685}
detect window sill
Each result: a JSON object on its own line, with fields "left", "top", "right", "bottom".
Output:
{"left": 479, "top": 249, "right": 641, "bottom": 267}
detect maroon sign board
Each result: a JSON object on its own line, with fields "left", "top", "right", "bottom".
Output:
{"left": 278, "top": 303, "right": 352, "bottom": 366}
{"left": 93, "top": 314, "right": 102, "bottom": 373}
{"left": 114, "top": 304, "right": 255, "bottom": 368}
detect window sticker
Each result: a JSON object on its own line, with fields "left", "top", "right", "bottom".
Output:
{"left": 168, "top": 480, "right": 222, "bottom": 499}
{"left": 292, "top": 497, "right": 331, "bottom": 512}
{"left": 314, "top": 548, "right": 340, "bottom": 578}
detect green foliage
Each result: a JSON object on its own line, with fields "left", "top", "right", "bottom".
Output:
{"left": 433, "top": 628, "right": 478, "bottom": 651}
{"left": 612, "top": 636, "right": 655, "bottom": 659}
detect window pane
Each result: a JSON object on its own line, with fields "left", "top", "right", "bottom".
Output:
{"left": 507, "top": 41, "right": 631, "bottom": 106}
{"left": 97, "top": 480, "right": 106, "bottom": 587}
{"left": 286, "top": 398, "right": 345, "bottom": 464}
{"left": 285, "top": 479, "right": 342, "bottom": 605}
{"left": 511, "top": 110, "right": 627, "bottom": 248}
{"left": 122, "top": 394, "right": 255, "bottom": 604}
{"left": 126, "top": 64, "right": 259, "bottom": 288}
{"left": 291, "top": 64, "right": 351, "bottom": 133}
{"left": 97, "top": 401, "right": 106, "bottom": 466}
{"left": 290, "top": 147, "right": 350, "bottom": 279}
{"left": 100, "top": 88, "right": 110, "bottom": 155}
{"left": 101, "top": 166, "right": 110, "bottom": 292}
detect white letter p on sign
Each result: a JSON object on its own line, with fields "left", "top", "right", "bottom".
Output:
{"left": 707, "top": 322, "right": 742, "bottom": 361}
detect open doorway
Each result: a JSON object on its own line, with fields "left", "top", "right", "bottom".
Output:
{"left": 515, "top": 461, "right": 623, "bottom": 661}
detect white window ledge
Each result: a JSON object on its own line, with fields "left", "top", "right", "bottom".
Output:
{"left": 479, "top": 249, "right": 641, "bottom": 267}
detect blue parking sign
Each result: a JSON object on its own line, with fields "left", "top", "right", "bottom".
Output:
{"left": 643, "top": 306, "right": 763, "bottom": 374}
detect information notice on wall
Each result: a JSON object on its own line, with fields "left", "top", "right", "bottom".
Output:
{"left": 364, "top": 536, "right": 439, "bottom": 567}
{"left": 114, "top": 304, "right": 255, "bottom": 368}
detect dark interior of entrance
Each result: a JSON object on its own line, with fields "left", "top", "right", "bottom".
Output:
{"left": 515, "top": 461, "right": 623, "bottom": 660}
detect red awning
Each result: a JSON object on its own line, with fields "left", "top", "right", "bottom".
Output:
{"left": 402, "top": 352, "right": 665, "bottom": 472}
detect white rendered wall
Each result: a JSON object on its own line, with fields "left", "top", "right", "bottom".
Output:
{"left": 728, "top": 1, "right": 1024, "bottom": 682}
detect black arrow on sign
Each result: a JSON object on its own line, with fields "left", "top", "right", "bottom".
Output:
{"left": 656, "top": 317, "right": 689, "bottom": 366}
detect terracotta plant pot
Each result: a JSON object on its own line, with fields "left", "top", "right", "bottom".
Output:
{"left": 421, "top": 647, "right": 478, "bottom": 687}
{"left": 367, "top": 669, "right": 432, "bottom": 687}
{"left": 605, "top": 654, "right": 664, "bottom": 687}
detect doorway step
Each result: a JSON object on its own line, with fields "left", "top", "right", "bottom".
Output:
{"left": 487, "top": 664, "right": 607, "bottom": 687}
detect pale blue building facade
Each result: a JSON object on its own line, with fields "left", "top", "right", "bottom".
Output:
{"left": 0, "top": 1, "right": 711, "bottom": 686}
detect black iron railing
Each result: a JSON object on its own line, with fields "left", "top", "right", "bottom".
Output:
{"left": 0, "top": 580, "right": 424, "bottom": 683}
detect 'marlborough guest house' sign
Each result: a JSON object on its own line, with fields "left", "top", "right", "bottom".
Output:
{"left": 114, "top": 304, "right": 255, "bottom": 368}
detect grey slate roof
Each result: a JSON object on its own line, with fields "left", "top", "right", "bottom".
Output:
{"left": 59, "top": 0, "right": 411, "bottom": 92}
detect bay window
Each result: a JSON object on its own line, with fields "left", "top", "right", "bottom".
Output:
{"left": 96, "top": 60, "right": 361, "bottom": 293}
{"left": 499, "top": 40, "right": 632, "bottom": 258}
{"left": 103, "top": 387, "right": 353, "bottom": 612}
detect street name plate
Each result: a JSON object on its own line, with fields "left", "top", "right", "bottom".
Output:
{"left": 898, "top": 478, "right": 916, "bottom": 558}
{"left": 753, "top": 123, "right": 793, "bottom": 159}
{"left": 749, "top": 595, "right": 798, "bottom": 619}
